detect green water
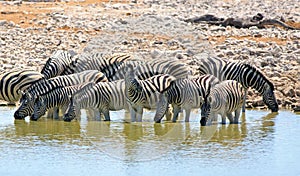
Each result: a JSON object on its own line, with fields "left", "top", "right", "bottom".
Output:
{"left": 0, "top": 107, "right": 299, "bottom": 176}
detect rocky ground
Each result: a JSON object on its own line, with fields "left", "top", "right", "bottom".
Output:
{"left": 0, "top": 0, "right": 299, "bottom": 111}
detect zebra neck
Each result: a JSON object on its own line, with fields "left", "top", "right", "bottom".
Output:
{"left": 223, "top": 63, "right": 270, "bottom": 95}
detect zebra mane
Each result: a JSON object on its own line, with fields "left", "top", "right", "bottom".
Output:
{"left": 243, "top": 63, "right": 274, "bottom": 91}
{"left": 40, "top": 57, "right": 53, "bottom": 74}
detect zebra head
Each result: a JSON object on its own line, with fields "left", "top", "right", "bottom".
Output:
{"left": 125, "top": 64, "right": 143, "bottom": 93}
{"left": 200, "top": 88, "right": 211, "bottom": 126}
{"left": 63, "top": 95, "right": 77, "bottom": 122}
{"left": 31, "top": 96, "right": 46, "bottom": 121}
{"left": 14, "top": 91, "right": 34, "bottom": 119}
{"left": 63, "top": 90, "right": 83, "bottom": 122}
{"left": 262, "top": 84, "right": 278, "bottom": 112}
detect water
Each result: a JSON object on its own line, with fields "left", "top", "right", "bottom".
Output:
{"left": 0, "top": 106, "right": 300, "bottom": 176}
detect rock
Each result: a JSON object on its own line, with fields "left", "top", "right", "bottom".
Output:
{"left": 0, "top": 20, "right": 7, "bottom": 26}
{"left": 282, "top": 86, "right": 295, "bottom": 97}
{"left": 292, "top": 103, "right": 300, "bottom": 112}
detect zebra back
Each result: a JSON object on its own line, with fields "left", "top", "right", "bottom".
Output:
{"left": 0, "top": 69, "right": 44, "bottom": 102}
{"left": 62, "top": 52, "right": 133, "bottom": 79}
{"left": 40, "top": 50, "right": 74, "bottom": 79}
{"left": 197, "top": 56, "right": 227, "bottom": 80}
{"left": 111, "top": 58, "right": 191, "bottom": 81}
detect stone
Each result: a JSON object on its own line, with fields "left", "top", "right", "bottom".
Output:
{"left": 0, "top": 20, "right": 7, "bottom": 26}
{"left": 292, "top": 103, "right": 300, "bottom": 112}
{"left": 282, "top": 86, "right": 296, "bottom": 97}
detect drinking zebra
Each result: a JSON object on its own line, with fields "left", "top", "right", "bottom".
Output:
{"left": 200, "top": 80, "right": 245, "bottom": 126}
{"left": 154, "top": 74, "right": 220, "bottom": 123}
{"left": 32, "top": 85, "right": 82, "bottom": 121}
{"left": 63, "top": 80, "right": 128, "bottom": 122}
{"left": 14, "top": 70, "right": 107, "bottom": 119}
{"left": 0, "top": 69, "right": 44, "bottom": 103}
{"left": 125, "top": 64, "right": 176, "bottom": 122}
{"left": 196, "top": 56, "right": 278, "bottom": 112}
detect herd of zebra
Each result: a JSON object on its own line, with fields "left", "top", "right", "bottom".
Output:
{"left": 0, "top": 50, "right": 278, "bottom": 125}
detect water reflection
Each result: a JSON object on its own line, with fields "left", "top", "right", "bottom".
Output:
{"left": 0, "top": 108, "right": 281, "bottom": 162}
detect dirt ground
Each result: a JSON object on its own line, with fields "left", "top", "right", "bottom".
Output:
{"left": 1, "top": 0, "right": 299, "bottom": 46}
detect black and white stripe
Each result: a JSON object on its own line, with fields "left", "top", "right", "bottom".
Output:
{"left": 0, "top": 69, "right": 44, "bottom": 102}
{"left": 14, "top": 70, "right": 107, "bottom": 119}
{"left": 125, "top": 65, "right": 176, "bottom": 122}
{"left": 154, "top": 74, "right": 220, "bottom": 123}
{"left": 200, "top": 80, "right": 245, "bottom": 126}
{"left": 63, "top": 52, "right": 133, "bottom": 79}
{"left": 63, "top": 80, "right": 128, "bottom": 122}
{"left": 32, "top": 85, "right": 82, "bottom": 121}
{"left": 110, "top": 58, "right": 191, "bottom": 81}
{"left": 197, "top": 56, "right": 278, "bottom": 112}
{"left": 40, "top": 50, "right": 74, "bottom": 79}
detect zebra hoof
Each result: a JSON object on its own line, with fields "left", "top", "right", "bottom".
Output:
{"left": 155, "top": 119, "right": 162, "bottom": 123}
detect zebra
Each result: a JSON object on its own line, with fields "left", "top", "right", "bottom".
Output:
{"left": 154, "top": 74, "right": 220, "bottom": 123}
{"left": 200, "top": 80, "right": 245, "bottom": 126}
{"left": 63, "top": 80, "right": 128, "bottom": 122}
{"left": 196, "top": 56, "right": 278, "bottom": 112}
{"left": 110, "top": 58, "right": 191, "bottom": 81}
{"left": 62, "top": 52, "right": 134, "bottom": 79}
{"left": 40, "top": 50, "right": 74, "bottom": 79}
{"left": 14, "top": 70, "right": 108, "bottom": 119}
{"left": 40, "top": 50, "right": 134, "bottom": 80}
{"left": 0, "top": 69, "right": 44, "bottom": 103}
{"left": 31, "top": 85, "right": 83, "bottom": 121}
{"left": 125, "top": 64, "right": 176, "bottom": 122}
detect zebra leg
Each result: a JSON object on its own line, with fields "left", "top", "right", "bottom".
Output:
{"left": 129, "top": 105, "right": 137, "bottom": 122}
{"left": 221, "top": 113, "right": 227, "bottom": 124}
{"left": 233, "top": 108, "right": 242, "bottom": 124}
{"left": 226, "top": 112, "right": 234, "bottom": 124}
{"left": 242, "top": 88, "right": 247, "bottom": 113}
{"left": 172, "top": 105, "right": 181, "bottom": 122}
{"left": 53, "top": 107, "right": 59, "bottom": 119}
{"left": 165, "top": 105, "right": 173, "bottom": 121}
{"left": 47, "top": 108, "right": 53, "bottom": 118}
{"left": 184, "top": 109, "right": 191, "bottom": 122}
{"left": 103, "top": 110, "right": 111, "bottom": 121}
{"left": 136, "top": 107, "right": 144, "bottom": 122}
